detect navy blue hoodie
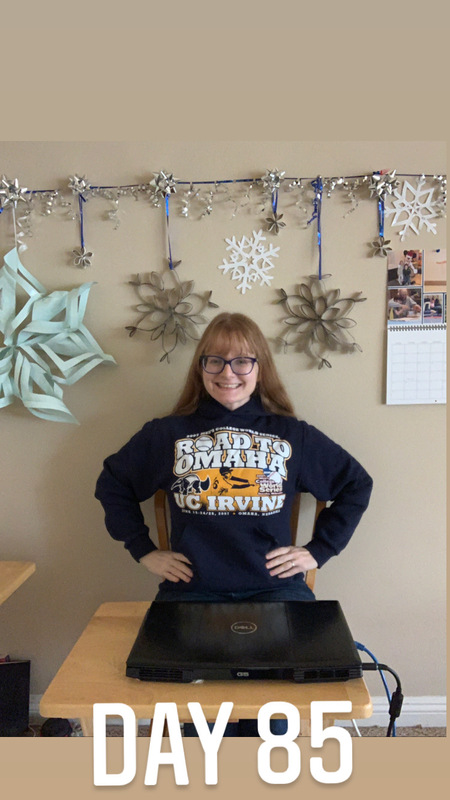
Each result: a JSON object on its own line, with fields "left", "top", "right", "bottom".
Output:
{"left": 95, "top": 396, "right": 373, "bottom": 594}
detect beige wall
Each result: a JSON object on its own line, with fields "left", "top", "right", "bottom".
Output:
{"left": 0, "top": 141, "right": 446, "bottom": 702}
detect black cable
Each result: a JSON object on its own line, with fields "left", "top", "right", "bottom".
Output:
{"left": 361, "top": 662, "right": 404, "bottom": 737}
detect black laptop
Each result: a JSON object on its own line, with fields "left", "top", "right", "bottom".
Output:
{"left": 126, "top": 600, "right": 362, "bottom": 684}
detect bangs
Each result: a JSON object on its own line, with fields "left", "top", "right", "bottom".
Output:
{"left": 201, "top": 328, "right": 255, "bottom": 357}
{"left": 194, "top": 312, "right": 271, "bottom": 369}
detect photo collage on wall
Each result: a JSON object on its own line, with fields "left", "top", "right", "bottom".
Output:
{"left": 387, "top": 249, "right": 447, "bottom": 324}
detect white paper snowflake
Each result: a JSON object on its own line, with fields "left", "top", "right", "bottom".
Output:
{"left": 218, "top": 229, "right": 280, "bottom": 294}
{"left": 385, "top": 177, "right": 439, "bottom": 240}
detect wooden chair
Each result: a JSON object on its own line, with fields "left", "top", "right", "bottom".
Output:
{"left": 288, "top": 493, "right": 325, "bottom": 591}
{"left": 154, "top": 489, "right": 325, "bottom": 591}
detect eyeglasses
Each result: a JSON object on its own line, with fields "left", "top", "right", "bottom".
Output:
{"left": 200, "top": 355, "right": 258, "bottom": 375}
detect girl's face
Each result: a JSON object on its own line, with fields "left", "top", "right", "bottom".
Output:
{"left": 201, "top": 339, "right": 259, "bottom": 411}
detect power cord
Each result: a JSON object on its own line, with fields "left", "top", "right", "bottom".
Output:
{"left": 355, "top": 641, "right": 404, "bottom": 737}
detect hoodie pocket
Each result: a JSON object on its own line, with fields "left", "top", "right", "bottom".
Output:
{"left": 171, "top": 522, "right": 283, "bottom": 592}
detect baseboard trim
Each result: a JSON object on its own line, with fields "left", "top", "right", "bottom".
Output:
{"left": 31, "top": 695, "right": 446, "bottom": 728}
{"left": 339, "top": 695, "right": 446, "bottom": 727}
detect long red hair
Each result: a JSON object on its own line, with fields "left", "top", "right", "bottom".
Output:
{"left": 170, "top": 312, "right": 295, "bottom": 417}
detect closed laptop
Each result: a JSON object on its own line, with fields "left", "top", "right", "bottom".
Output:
{"left": 126, "top": 600, "right": 362, "bottom": 684}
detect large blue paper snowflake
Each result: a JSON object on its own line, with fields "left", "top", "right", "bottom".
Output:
{"left": 0, "top": 248, "right": 115, "bottom": 423}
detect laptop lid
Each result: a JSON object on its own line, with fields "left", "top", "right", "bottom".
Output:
{"left": 126, "top": 600, "right": 362, "bottom": 683}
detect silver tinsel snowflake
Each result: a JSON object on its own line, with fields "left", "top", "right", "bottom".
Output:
{"left": 278, "top": 275, "right": 366, "bottom": 369}
{"left": 126, "top": 268, "right": 218, "bottom": 362}
{"left": 368, "top": 170, "right": 399, "bottom": 199}
{"left": 218, "top": 229, "right": 280, "bottom": 294}
{"left": 149, "top": 171, "right": 178, "bottom": 200}
{"left": 260, "top": 169, "right": 285, "bottom": 191}
{"left": 68, "top": 174, "right": 91, "bottom": 195}
{"left": 0, "top": 175, "right": 28, "bottom": 208}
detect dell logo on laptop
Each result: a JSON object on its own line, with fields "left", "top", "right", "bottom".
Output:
{"left": 231, "top": 621, "right": 257, "bottom": 634}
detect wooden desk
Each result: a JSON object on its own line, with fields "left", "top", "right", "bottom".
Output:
{"left": 0, "top": 561, "right": 36, "bottom": 606}
{"left": 40, "top": 601, "right": 372, "bottom": 736}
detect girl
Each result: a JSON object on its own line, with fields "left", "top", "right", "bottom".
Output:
{"left": 96, "top": 312, "right": 372, "bottom": 603}
{"left": 96, "top": 312, "right": 372, "bottom": 736}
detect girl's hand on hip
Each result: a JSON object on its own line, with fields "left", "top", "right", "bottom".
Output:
{"left": 140, "top": 550, "right": 193, "bottom": 583}
{"left": 265, "top": 546, "right": 318, "bottom": 578}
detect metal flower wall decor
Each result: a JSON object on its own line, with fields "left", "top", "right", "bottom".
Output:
{"left": 126, "top": 267, "right": 218, "bottom": 362}
{"left": 278, "top": 275, "right": 367, "bottom": 369}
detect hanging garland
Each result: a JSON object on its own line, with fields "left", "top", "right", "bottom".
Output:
{"left": 1, "top": 169, "right": 446, "bottom": 269}
{"left": 0, "top": 167, "right": 445, "bottom": 376}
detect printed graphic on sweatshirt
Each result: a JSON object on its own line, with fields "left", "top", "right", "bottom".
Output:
{"left": 171, "top": 428, "right": 292, "bottom": 515}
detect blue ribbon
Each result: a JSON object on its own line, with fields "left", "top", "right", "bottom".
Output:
{"left": 79, "top": 194, "right": 86, "bottom": 249}
{"left": 165, "top": 193, "right": 175, "bottom": 269}
{"left": 271, "top": 188, "right": 278, "bottom": 216}
{"left": 374, "top": 172, "right": 385, "bottom": 239}
{"left": 308, "top": 176, "right": 323, "bottom": 279}
{"left": 378, "top": 197, "right": 385, "bottom": 238}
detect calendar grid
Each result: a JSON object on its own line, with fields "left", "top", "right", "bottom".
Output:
{"left": 386, "top": 325, "right": 446, "bottom": 404}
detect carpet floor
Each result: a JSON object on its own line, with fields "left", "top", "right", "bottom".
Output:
{"left": 24, "top": 722, "right": 446, "bottom": 737}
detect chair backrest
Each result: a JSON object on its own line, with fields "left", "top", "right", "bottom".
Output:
{"left": 154, "top": 490, "right": 325, "bottom": 592}
{"left": 290, "top": 494, "right": 325, "bottom": 591}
